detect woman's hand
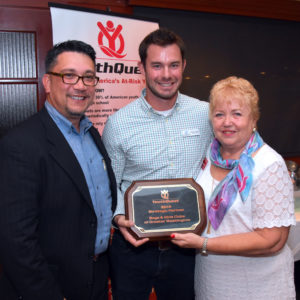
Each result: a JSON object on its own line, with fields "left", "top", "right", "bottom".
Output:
{"left": 170, "top": 232, "right": 203, "bottom": 249}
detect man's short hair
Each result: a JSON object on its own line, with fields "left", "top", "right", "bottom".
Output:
{"left": 139, "top": 28, "right": 186, "bottom": 66}
{"left": 45, "top": 40, "right": 96, "bottom": 72}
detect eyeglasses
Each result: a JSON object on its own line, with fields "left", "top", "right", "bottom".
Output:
{"left": 47, "top": 72, "right": 99, "bottom": 86}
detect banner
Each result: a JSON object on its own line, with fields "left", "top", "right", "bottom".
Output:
{"left": 49, "top": 4, "right": 159, "bottom": 133}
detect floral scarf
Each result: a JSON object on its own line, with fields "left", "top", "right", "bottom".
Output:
{"left": 207, "top": 131, "right": 264, "bottom": 230}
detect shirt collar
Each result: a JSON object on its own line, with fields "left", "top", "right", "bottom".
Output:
{"left": 45, "top": 101, "right": 92, "bottom": 134}
{"left": 139, "top": 88, "right": 181, "bottom": 115}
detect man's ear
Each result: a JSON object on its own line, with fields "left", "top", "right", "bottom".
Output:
{"left": 182, "top": 59, "right": 186, "bottom": 72}
{"left": 138, "top": 61, "right": 145, "bottom": 76}
{"left": 42, "top": 74, "right": 51, "bottom": 93}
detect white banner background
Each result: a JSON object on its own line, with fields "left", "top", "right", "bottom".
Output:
{"left": 50, "top": 5, "right": 159, "bottom": 133}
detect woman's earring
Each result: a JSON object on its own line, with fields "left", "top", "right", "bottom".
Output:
{"left": 253, "top": 127, "right": 256, "bottom": 132}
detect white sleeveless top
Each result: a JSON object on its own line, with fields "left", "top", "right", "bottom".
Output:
{"left": 195, "top": 144, "right": 296, "bottom": 300}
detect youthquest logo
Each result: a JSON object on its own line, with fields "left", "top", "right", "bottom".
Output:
{"left": 97, "top": 20, "right": 126, "bottom": 58}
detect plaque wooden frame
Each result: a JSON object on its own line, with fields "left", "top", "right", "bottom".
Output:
{"left": 124, "top": 178, "right": 206, "bottom": 240}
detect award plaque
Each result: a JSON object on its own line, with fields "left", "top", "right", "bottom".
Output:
{"left": 124, "top": 178, "right": 206, "bottom": 240}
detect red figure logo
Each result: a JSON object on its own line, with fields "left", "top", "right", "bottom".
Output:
{"left": 97, "top": 20, "right": 126, "bottom": 58}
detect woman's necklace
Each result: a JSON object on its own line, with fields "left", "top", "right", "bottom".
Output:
{"left": 206, "top": 175, "right": 217, "bottom": 234}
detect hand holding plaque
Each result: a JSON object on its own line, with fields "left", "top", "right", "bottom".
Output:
{"left": 124, "top": 178, "right": 206, "bottom": 240}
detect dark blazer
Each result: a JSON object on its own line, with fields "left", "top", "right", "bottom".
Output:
{"left": 0, "top": 107, "right": 117, "bottom": 300}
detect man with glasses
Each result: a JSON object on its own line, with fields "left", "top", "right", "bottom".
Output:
{"left": 0, "top": 40, "right": 117, "bottom": 300}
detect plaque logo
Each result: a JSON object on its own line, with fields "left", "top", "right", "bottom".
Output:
{"left": 161, "top": 189, "right": 169, "bottom": 200}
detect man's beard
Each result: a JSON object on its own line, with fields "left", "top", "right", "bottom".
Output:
{"left": 147, "top": 81, "right": 181, "bottom": 101}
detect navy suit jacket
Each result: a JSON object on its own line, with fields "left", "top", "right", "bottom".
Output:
{"left": 0, "top": 107, "right": 117, "bottom": 300}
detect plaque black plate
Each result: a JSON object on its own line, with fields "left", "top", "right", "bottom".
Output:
{"left": 124, "top": 178, "right": 206, "bottom": 240}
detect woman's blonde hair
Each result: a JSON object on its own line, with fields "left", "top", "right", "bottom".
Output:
{"left": 209, "top": 76, "right": 260, "bottom": 122}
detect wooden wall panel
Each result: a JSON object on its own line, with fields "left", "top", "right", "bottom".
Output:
{"left": 2, "top": 0, "right": 300, "bottom": 21}
{"left": 0, "top": 7, "right": 52, "bottom": 111}
{"left": 0, "top": 0, "right": 133, "bottom": 14}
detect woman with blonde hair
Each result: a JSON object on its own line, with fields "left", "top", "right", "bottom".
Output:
{"left": 171, "top": 76, "right": 296, "bottom": 299}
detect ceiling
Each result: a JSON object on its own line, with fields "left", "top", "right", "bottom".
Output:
{"left": 1, "top": 0, "right": 300, "bottom": 22}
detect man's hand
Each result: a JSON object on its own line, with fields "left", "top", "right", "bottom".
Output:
{"left": 114, "top": 215, "right": 149, "bottom": 247}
